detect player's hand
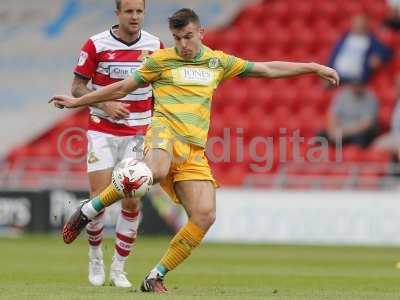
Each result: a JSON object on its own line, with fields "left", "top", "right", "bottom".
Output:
{"left": 49, "top": 95, "right": 80, "bottom": 109}
{"left": 101, "top": 101, "right": 130, "bottom": 120}
{"left": 315, "top": 64, "right": 340, "bottom": 86}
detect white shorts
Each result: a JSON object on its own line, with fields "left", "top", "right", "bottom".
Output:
{"left": 86, "top": 130, "right": 144, "bottom": 173}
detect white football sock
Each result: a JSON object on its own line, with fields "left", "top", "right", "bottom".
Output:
{"left": 112, "top": 209, "right": 140, "bottom": 268}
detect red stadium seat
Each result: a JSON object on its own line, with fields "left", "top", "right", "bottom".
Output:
{"left": 238, "top": 3, "right": 265, "bottom": 24}
{"left": 376, "top": 28, "right": 398, "bottom": 50}
{"left": 223, "top": 165, "right": 247, "bottom": 186}
{"left": 299, "top": 87, "right": 329, "bottom": 113}
{"left": 240, "top": 47, "right": 263, "bottom": 61}
{"left": 209, "top": 114, "right": 225, "bottom": 137}
{"left": 211, "top": 87, "right": 224, "bottom": 113}
{"left": 247, "top": 109, "right": 276, "bottom": 138}
{"left": 219, "top": 84, "right": 248, "bottom": 109}
{"left": 290, "top": 25, "right": 316, "bottom": 53}
{"left": 243, "top": 29, "right": 265, "bottom": 52}
{"left": 342, "top": 1, "right": 364, "bottom": 16}
{"left": 234, "top": 17, "right": 257, "bottom": 36}
{"left": 378, "top": 105, "right": 394, "bottom": 133}
{"left": 279, "top": 88, "right": 301, "bottom": 112}
{"left": 289, "top": 1, "right": 313, "bottom": 21}
{"left": 203, "top": 30, "right": 219, "bottom": 48}
{"left": 318, "top": 2, "right": 340, "bottom": 22}
{"left": 271, "top": 28, "right": 292, "bottom": 52}
{"left": 314, "top": 46, "right": 332, "bottom": 64}
{"left": 246, "top": 106, "right": 269, "bottom": 127}
{"left": 379, "top": 87, "right": 395, "bottom": 108}
{"left": 293, "top": 76, "right": 314, "bottom": 90}
{"left": 268, "top": 1, "right": 290, "bottom": 21}
{"left": 363, "top": 148, "right": 391, "bottom": 163}
{"left": 290, "top": 47, "right": 313, "bottom": 62}
{"left": 342, "top": 145, "right": 364, "bottom": 162}
{"left": 272, "top": 106, "right": 291, "bottom": 133}
{"left": 298, "top": 107, "right": 320, "bottom": 137}
{"left": 220, "top": 106, "right": 242, "bottom": 129}
{"left": 220, "top": 28, "right": 243, "bottom": 54}
{"left": 263, "top": 46, "right": 286, "bottom": 61}
{"left": 360, "top": 0, "right": 384, "bottom": 18}
{"left": 245, "top": 82, "right": 276, "bottom": 112}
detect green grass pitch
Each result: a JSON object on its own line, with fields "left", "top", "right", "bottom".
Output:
{"left": 1, "top": 235, "right": 400, "bottom": 300}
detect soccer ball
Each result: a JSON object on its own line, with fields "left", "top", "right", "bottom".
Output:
{"left": 112, "top": 158, "right": 153, "bottom": 198}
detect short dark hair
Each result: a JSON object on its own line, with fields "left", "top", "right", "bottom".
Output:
{"left": 115, "top": 0, "right": 145, "bottom": 11}
{"left": 168, "top": 8, "right": 200, "bottom": 30}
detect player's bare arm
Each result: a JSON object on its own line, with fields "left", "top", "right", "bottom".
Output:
{"left": 70, "top": 76, "right": 130, "bottom": 119}
{"left": 245, "top": 61, "right": 340, "bottom": 86}
{"left": 71, "top": 76, "right": 92, "bottom": 98}
{"left": 50, "top": 75, "right": 141, "bottom": 109}
{"left": 71, "top": 75, "right": 116, "bottom": 113}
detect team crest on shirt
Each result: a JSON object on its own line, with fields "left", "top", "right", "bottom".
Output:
{"left": 90, "top": 116, "right": 101, "bottom": 123}
{"left": 77, "top": 51, "right": 88, "bottom": 66}
{"left": 138, "top": 50, "right": 150, "bottom": 62}
{"left": 208, "top": 58, "right": 220, "bottom": 69}
{"left": 88, "top": 152, "right": 100, "bottom": 164}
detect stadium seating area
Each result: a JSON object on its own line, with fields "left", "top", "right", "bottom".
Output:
{"left": 4, "top": 0, "right": 400, "bottom": 189}
{"left": 205, "top": 0, "right": 400, "bottom": 187}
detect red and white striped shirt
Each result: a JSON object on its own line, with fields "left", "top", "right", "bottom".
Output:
{"left": 74, "top": 25, "right": 163, "bottom": 136}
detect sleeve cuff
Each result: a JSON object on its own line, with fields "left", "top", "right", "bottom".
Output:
{"left": 133, "top": 71, "right": 147, "bottom": 85}
{"left": 240, "top": 61, "right": 254, "bottom": 77}
{"left": 73, "top": 71, "right": 91, "bottom": 80}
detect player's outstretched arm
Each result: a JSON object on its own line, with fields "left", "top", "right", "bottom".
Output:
{"left": 49, "top": 76, "right": 141, "bottom": 109}
{"left": 245, "top": 62, "right": 340, "bottom": 86}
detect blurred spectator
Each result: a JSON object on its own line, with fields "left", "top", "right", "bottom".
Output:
{"left": 329, "top": 14, "right": 392, "bottom": 84}
{"left": 373, "top": 75, "right": 400, "bottom": 158}
{"left": 318, "top": 81, "right": 379, "bottom": 148}
{"left": 383, "top": 0, "right": 400, "bottom": 31}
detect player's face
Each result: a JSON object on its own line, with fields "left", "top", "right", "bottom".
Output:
{"left": 351, "top": 15, "right": 368, "bottom": 34}
{"left": 171, "top": 22, "right": 204, "bottom": 60}
{"left": 116, "top": 0, "right": 145, "bottom": 35}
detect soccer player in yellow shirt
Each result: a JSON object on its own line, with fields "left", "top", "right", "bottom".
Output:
{"left": 50, "top": 8, "right": 339, "bottom": 293}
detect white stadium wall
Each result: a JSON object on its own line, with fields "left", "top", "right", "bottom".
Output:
{"left": 0, "top": 0, "right": 253, "bottom": 156}
{"left": 206, "top": 189, "right": 400, "bottom": 246}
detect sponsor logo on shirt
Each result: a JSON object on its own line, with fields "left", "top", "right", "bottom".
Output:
{"left": 109, "top": 65, "right": 138, "bottom": 79}
{"left": 173, "top": 67, "right": 214, "bottom": 86}
{"left": 107, "top": 51, "right": 117, "bottom": 60}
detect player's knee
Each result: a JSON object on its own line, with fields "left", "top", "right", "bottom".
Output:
{"left": 144, "top": 160, "right": 169, "bottom": 182}
{"left": 208, "top": 211, "right": 216, "bottom": 227}
{"left": 193, "top": 210, "right": 216, "bottom": 231}
{"left": 144, "top": 149, "right": 171, "bottom": 182}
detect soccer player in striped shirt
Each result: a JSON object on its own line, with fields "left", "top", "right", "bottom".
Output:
{"left": 51, "top": 8, "right": 339, "bottom": 293}
{"left": 70, "top": 0, "right": 162, "bottom": 288}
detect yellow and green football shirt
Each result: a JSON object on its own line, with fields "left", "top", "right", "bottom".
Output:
{"left": 133, "top": 45, "right": 253, "bottom": 148}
